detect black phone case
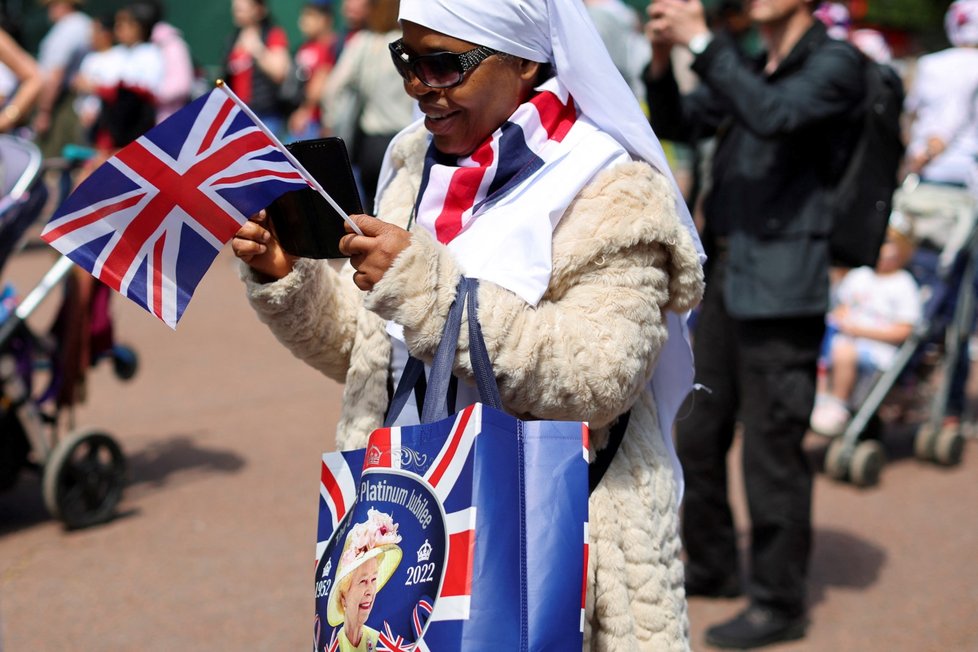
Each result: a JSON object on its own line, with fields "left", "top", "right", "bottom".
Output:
{"left": 266, "top": 137, "right": 362, "bottom": 259}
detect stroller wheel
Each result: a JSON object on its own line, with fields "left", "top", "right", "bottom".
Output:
{"left": 913, "top": 424, "right": 938, "bottom": 461}
{"left": 111, "top": 346, "right": 139, "bottom": 381}
{"left": 933, "top": 426, "right": 965, "bottom": 467}
{"left": 824, "top": 437, "right": 850, "bottom": 481}
{"left": 42, "top": 429, "right": 126, "bottom": 529}
{"left": 849, "top": 440, "right": 885, "bottom": 487}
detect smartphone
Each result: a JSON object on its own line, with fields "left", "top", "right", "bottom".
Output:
{"left": 265, "top": 137, "right": 363, "bottom": 259}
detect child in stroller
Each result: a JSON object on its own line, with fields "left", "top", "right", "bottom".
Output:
{"left": 812, "top": 196, "right": 978, "bottom": 486}
{"left": 0, "top": 134, "right": 137, "bottom": 529}
{"left": 811, "top": 216, "right": 922, "bottom": 436}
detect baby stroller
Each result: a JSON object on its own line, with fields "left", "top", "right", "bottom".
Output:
{"left": 0, "top": 134, "right": 137, "bottom": 529}
{"left": 822, "top": 208, "right": 977, "bottom": 487}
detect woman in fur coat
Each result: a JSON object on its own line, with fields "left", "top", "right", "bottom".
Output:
{"left": 233, "top": 0, "right": 704, "bottom": 649}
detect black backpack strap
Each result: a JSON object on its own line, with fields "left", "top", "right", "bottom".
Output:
{"left": 588, "top": 411, "right": 631, "bottom": 495}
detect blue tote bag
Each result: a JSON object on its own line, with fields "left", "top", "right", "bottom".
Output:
{"left": 314, "top": 278, "right": 589, "bottom": 651}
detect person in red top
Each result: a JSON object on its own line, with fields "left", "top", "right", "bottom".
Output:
{"left": 224, "top": 0, "right": 290, "bottom": 139}
{"left": 287, "top": 0, "right": 338, "bottom": 140}
{"left": 81, "top": 2, "right": 164, "bottom": 157}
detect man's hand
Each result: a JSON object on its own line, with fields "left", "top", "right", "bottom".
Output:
{"left": 338, "top": 214, "right": 412, "bottom": 292}
{"left": 647, "top": 0, "right": 710, "bottom": 48}
{"left": 645, "top": 2, "right": 676, "bottom": 78}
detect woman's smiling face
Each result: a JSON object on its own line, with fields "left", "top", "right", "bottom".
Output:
{"left": 399, "top": 21, "right": 540, "bottom": 157}
{"left": 341, "top": 557, "right": 379, "bottom": 630}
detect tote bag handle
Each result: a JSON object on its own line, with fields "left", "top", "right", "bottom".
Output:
{"left": 385, "top": 277, "right": 503, "bottom": 426}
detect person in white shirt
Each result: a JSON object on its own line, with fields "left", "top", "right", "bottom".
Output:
{"left": 811, "top": 219, "right": 922, "bottom": 436}
{"left": 895, "top": 0, "right": 978, "bottom": 265}
{"left": 890, "top": 0, "right": 978, "bottom": 433}
{"left": 72, "top": 15, "right": 120, "bottom": 136}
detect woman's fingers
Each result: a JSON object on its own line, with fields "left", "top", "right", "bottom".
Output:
{"left": 231, "top": 234, "right": 266, "bottom": 261}
{"left": 352, "top": 270, "right": 372, "bottom": 292}
{"left": 231, "top": 220, "right": 271, "bottom": 261}
{"left": 339, "top": 231, "right": 373, "bottom": 258}
{"left": 230, "top": 208, "right": 297, "bottom": 280}
{"left": 339, "top": 218, "right": 412, "bottom": 292}
{"left": 235, "top": 219, "right": 271, "bottom": 243}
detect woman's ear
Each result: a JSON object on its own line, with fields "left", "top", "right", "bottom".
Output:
{"left": 519, "top": 59, "right": 542, "bottom": 84}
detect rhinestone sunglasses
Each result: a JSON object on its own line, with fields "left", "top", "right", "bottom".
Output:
{"left": 388, "top": 38, "right": 498, "bottom": 89}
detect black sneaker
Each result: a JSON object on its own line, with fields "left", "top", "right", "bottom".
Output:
{"left": 704, "top": 604, "right": 807, "bottom": 649}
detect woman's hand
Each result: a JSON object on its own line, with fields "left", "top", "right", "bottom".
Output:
{"left": 338, "top": 214, "right": 412, "bottom": 292}
{"left": 231, "top": 209, "right": 297, "bottom": 281}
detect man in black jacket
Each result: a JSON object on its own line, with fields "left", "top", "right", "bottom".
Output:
{"left": 645, "top": 0, "right": 864, "bottom": 648}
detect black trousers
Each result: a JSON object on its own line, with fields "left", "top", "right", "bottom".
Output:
{"left": 676, "top": 261, "right": 825, "bottom": 614}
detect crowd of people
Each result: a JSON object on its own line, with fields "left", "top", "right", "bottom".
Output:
{"left": 0, "top": 0, "right": 418, "bottom": 209}
{"left": 3, "top": 0, "right": 978, "bottom": 650}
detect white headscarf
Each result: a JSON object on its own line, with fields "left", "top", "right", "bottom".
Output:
{"left": 947, "top": 0, "right": 978, "bottom": 47}
{"left": 396, "top": 0, "right": 702, "bottom": 258}
{"left": 384, "top": 0, "right": 705, "bottom": 500}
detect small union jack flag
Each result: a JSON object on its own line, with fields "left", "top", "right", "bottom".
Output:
{"left": 377, "top": 621, "right": 415, "bottom": 651}
{"left": 324, "top": 625, "right": 338, "bottom": 652}
{"left": 41, "top": 87, "right": 309, "bottom": 328}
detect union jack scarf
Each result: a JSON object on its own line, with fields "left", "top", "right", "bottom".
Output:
{"left": 416, "top": 77, "right": 585, "bottom": 244}
{"left": 407, "top": 76, "right": 630, "bottom": 306}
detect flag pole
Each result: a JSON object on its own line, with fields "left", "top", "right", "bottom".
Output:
{"left": 215, "top": 80, "right": 364, "bottom": 236}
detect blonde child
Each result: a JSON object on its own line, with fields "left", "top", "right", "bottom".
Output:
{"left": 811, "top": 217, "right": 922, "bottom": 435}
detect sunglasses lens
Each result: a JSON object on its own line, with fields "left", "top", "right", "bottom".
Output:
{"left": 416, "top": 54, "right": 462, "bottom": 88}
{"left": 388, "top": 41, "right": 474, "bottom": 89}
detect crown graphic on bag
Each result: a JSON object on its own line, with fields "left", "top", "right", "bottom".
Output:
{"left": 367, "top": 445, "right": 383, "bottom": 466}
{"left": 417, "top": 539, "right": 433, "bottom": 563}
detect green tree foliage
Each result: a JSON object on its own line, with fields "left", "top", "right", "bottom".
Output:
{"left": 864, "top": 0, "right": 953, "bottom": 29}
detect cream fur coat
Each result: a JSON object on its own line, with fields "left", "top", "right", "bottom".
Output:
{"left": 241, "top": 126, "right": 704, "bottom": 650}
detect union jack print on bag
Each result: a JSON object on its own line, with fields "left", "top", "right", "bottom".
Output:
{"left": 315, "top": 403, "right": 589, "bottom": 651}
{"left": 41, "top": 88, "right": 309, "bottom": 328}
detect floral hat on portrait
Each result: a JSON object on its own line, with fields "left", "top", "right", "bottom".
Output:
{"left": 326, "top": 508, "right": 403, "bottom": 627}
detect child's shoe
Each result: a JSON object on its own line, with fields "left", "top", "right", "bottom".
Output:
{"left": 810, "top": 395, "right": 850, "bottom": 436}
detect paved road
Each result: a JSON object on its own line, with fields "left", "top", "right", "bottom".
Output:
{"left": 1, "top": 246, "right": 976, "bottom": 651}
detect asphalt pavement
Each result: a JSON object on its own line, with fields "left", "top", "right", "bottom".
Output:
{"left": 1, "top": 246, "right": 976, "bottom": 651}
